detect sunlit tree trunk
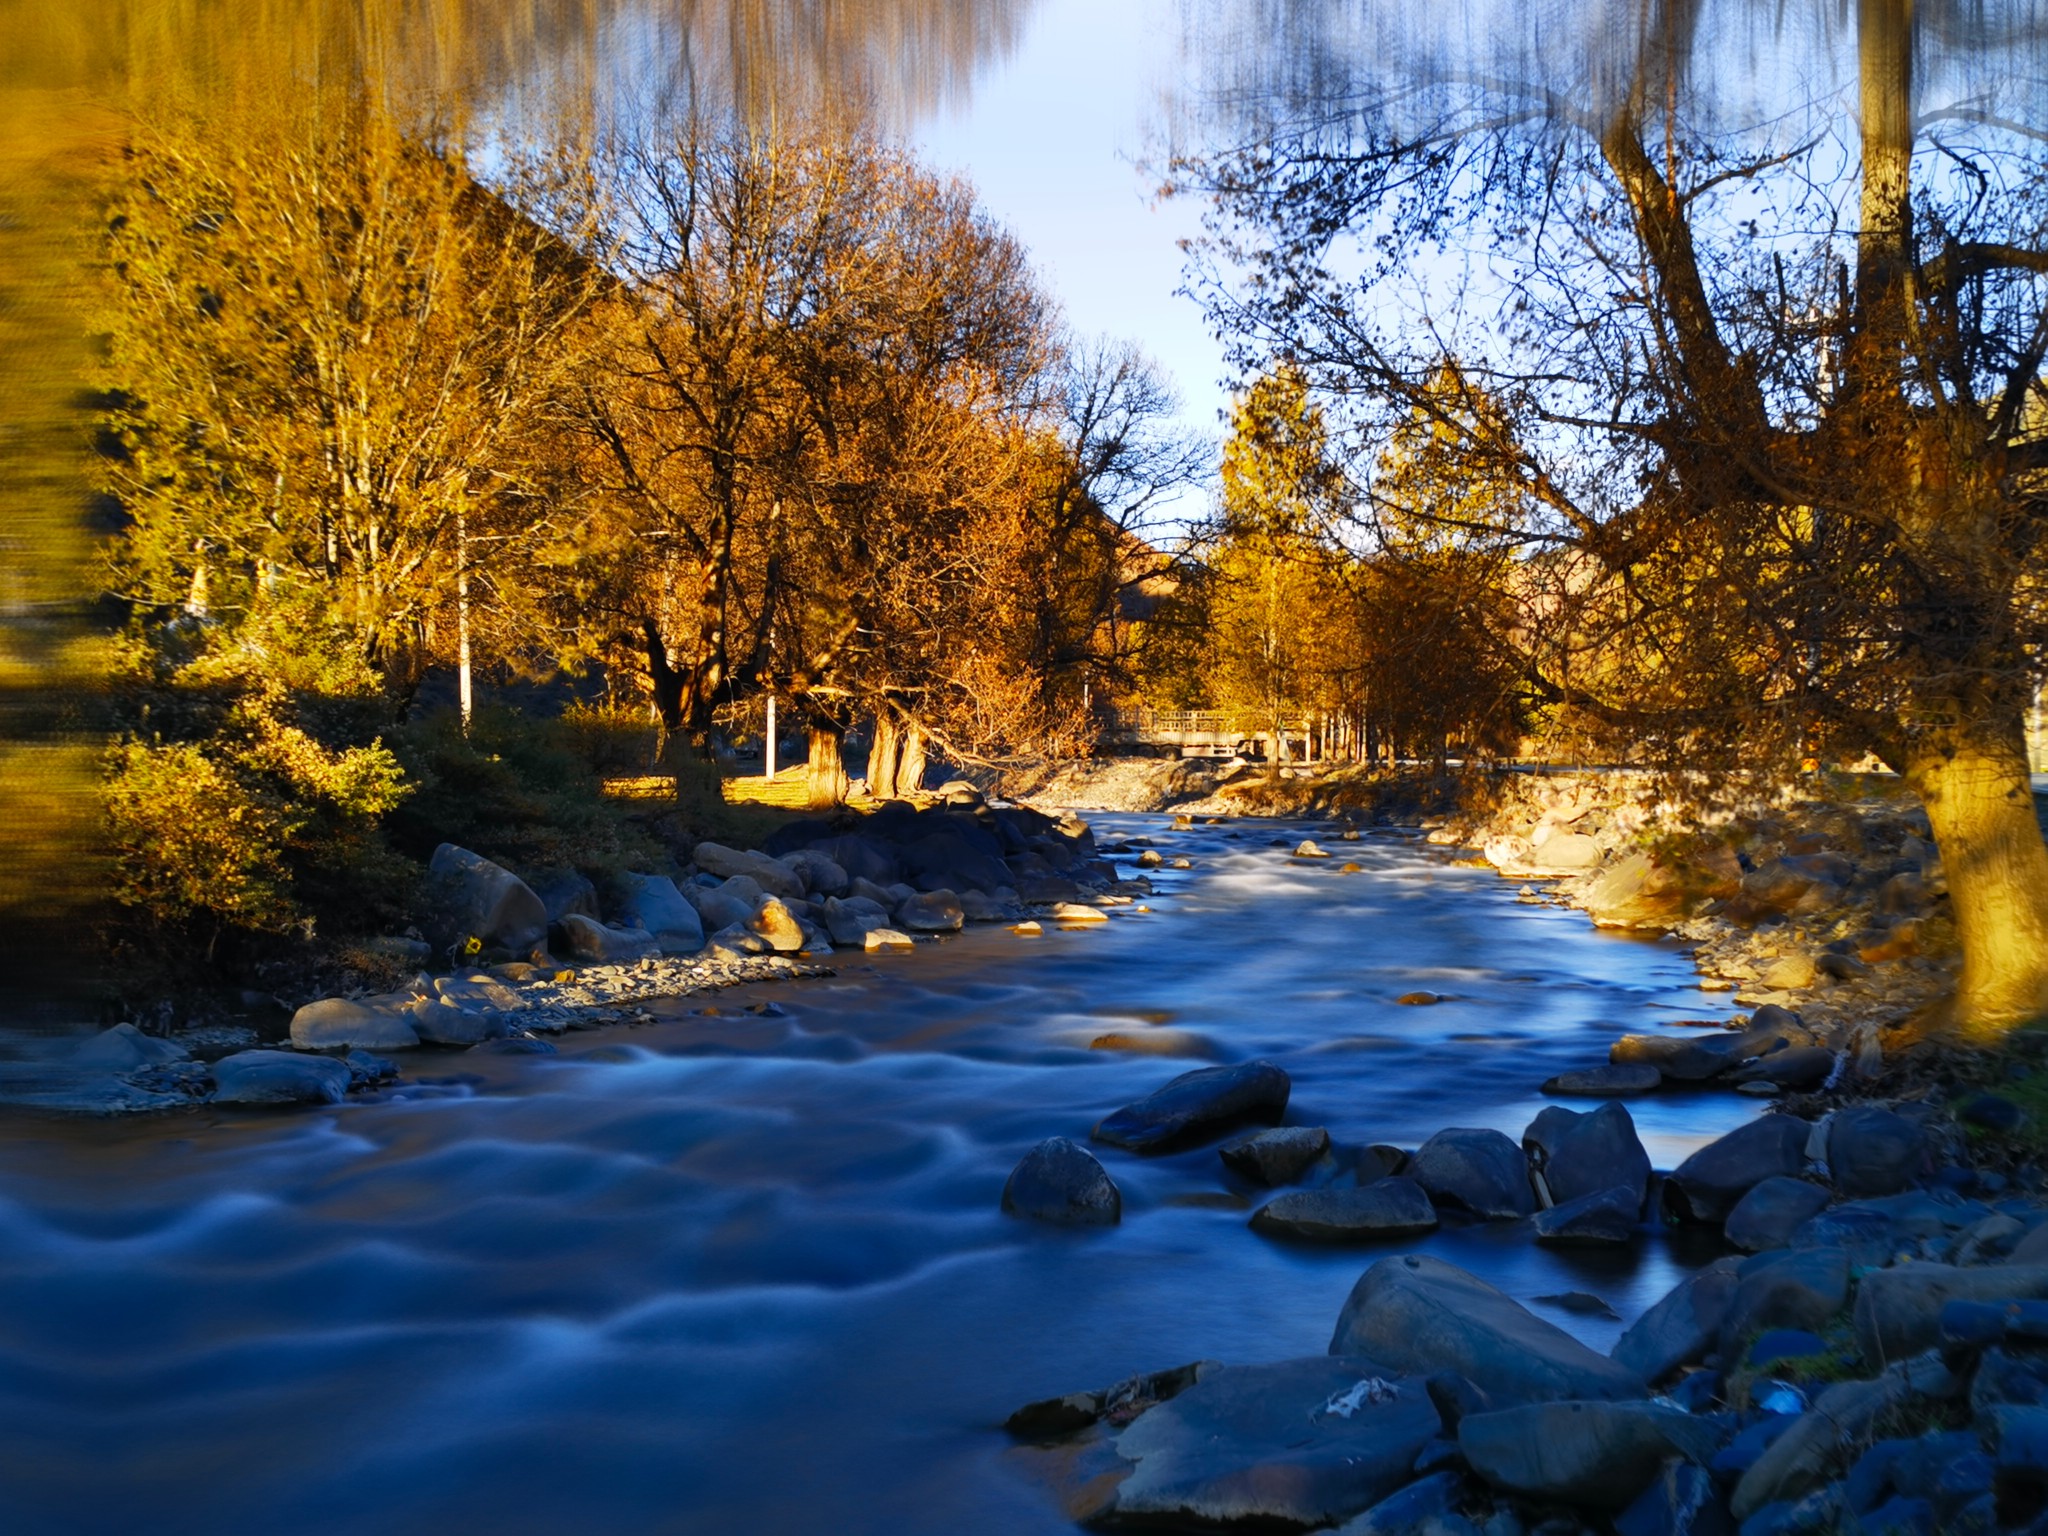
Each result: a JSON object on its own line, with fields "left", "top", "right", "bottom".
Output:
{"left": 899, "top": 725, "right": 928, "bottom": 796}
{"left": 869, "top": 711, "right": 902, "bottom": 799}
{"left": 806, "top": 722, "right": 848, "bottom": 809}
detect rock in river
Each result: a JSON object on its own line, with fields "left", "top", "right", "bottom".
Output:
{"left": 1097, "top": 1356, "right": 1440, "bottom": 1531}
{"left": 1092, "top": 1061, "right": 1291, "bottom": 1154}
{"left": 1541, "top": 1063, "right": 1662, "bottom": 1097}
{"left": 1329, "top": 1254, "right": 1643, "bottom": 1404}
{"left": 1250, "top": 1177, "right": 1439, "bottom": 1242}
{"left": 289, "top": 997, "right": 420, "bottom": 1052}
{"left": 1662, "top": 1114, "right": 1810, "bottom": 1224}
{"left": 1220, "top": 1126, "right": 1330, "bottom": 1186}
{"left": 1459, "top": 1400, "right": 1722, "bottom": 1509}
{"left": 1524, "top": 1100, "right": 1650, "bottom": 1210}
{"left": 1611, "top": 1256, "right": 1744, "bottom": 1383}
{"left": 1003, "top": 1137, "right": 1121, "bottom": 1226}
{"left": 211, "top": 1049, "right": 352, "bottom": 1106}
{"left": 1532, "top": 1184, "right": 1639, "bottom": 1247}
{"left": 1407, "top": 1127, "right": 1535, "bottom": 1219}
{"left": 896, "top": 890, "right": 965, "bottom": 933}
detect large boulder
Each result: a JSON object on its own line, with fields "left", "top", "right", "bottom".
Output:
{"left": 615, "top": 873, "right": 707, "bottom": 953}
{"left": 1250, "top": 1178, "right": 1439, "bottom": 1242}
{"left": 1002, "top": 1137, "right": 1121, "bottom": 1226}
{"left": 1724, "top": 1177, "right": 1832, "bottom": 1253}
{"left": 1407, "top": 1127, "right": 1535, "bottom": 1219}
{"left": 1524, "top": 1100, "right": 1650, "bottom": 1210}
{"left": 1329, "top": 1254, "right": 1643, "bottom": 1404}
{"left": 1731, "top": 1353, "right": 1960, "bottom": 1520}
{"left": 1663, "top": 1115, "right": 1810, "bottom": 1224}
{"left": 1101, "top": 1356, "right": 1441, "bottom": 1531}
{"left": 690, "top": 841, "right": 804, "bottom": 899}
{"left": 289, "top": 997, "right": 420, "bottom": 1051}
{"left": 1091, "top": 1061, "right": 1291, "bottom": 1154}
{"left": 212, "top": 1049, "right": 352, "bottom": 1106}
{"left": 1610, "top": 1257, "right": 1744, "bottom": 1383}
{"left": 558, "top": 913, "right": 660, "bottom": 964}
{"left": 802, "top": 833, "right": 903, "bottom": 887}
{"left": 1827, "top": 1107, "right": 1929, "bottom": 1198}
{"left": 1459, "top": 1400, "right": 1722, "bottom": 1509}
{"left": 420, "top": 844, "right": 547, "bottom": 955}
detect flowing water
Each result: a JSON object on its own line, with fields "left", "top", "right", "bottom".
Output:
{"left": 0, "top": 815, "right": 1756, "bottom": 1536}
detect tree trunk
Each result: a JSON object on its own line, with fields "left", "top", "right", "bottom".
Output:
{"left": 806, "top": 723, "right": 848, "bottom": 810}
{"left": 869, "top": 712, "right": 901, "bottom": 799}
{"left": 1904, "top": 708, "right": 2048, "bottom": 1038}
{"left": 898, "top": 725, "right": 927, "bottom": 796}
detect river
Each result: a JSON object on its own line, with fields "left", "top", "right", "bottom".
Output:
{"left": 0, "top": 814, "right": 1756, "bottom": 1536}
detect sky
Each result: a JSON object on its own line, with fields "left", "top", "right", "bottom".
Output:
{"left": 909, "top": 0, "right": 1227, "bottom": 519}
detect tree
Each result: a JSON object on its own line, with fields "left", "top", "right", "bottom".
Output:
{"left": 1177, "top": 2, "right": 2048, "bottom": 1037}
{"left": 1204, "top": 365, "right": 1349, "bottom": 764}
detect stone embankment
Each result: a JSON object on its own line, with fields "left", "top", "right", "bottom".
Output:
{"left": 5, "top": 788, "right": 1155, "bottom": 1117}
{"left": 1003, "top": 1056, "right": 2048, "bottom": 1536}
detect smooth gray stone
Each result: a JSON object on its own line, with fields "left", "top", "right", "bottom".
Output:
{"left": 1827, "top": 1107, "right": 1928, "bottom": 1198}
{"left": 821, "top": 894, "right": 892, "bottom": 947}
{"left": 1724, "top": 1177, "right": 1832, "bottom": 1253}
{"left": 420, "top": 843, "right": 547, "bottom": 954}
{"left": 1002, "top": 1137, "right": 1121, "bottom": 1226}
{"left": 1459, "top": 1399, "right": 1723, "bottom": 1509}
{"left": 1525, "top": 1100, "right": 1650, "bottom": 1210}
{"left": 211, "top": 1049, "right": 351, "bottom": 1106}
{"left": 1408, "top": 1127, "right": 1535, "bottom": 1220}
{"left": 1533, "top": 1184, "right": 1640, "bottom": 1247}
{"left": 1222, "top": 1126, "right": 1331, "bottom": 1186}
{"left": 1252, "top": 1177, "right": 1439, "bottom": 1242}
{"left": 406, "top": 997, "right": 498, "bottom": 1046}
{"left": 614, "top": 872, "right": 706, "bottom": 953}
{"left": 1611, "top": 1257, "right": 1744, "bottom": 1384}
{"left": 288, "top": 997, "right": 420, "bottom": 1051}
{"left": 1664, "top": 1116, "right": 1810, "bottom": 1224}
{"left": 1092, "top": 1061, "right": 1291, "bottom": 1154}
{"left": 1330, "top": 1254, "right": 1643, "bottom": 1404}
{"left": 1106, "top": 1356, "right": 1440, "bottom": 1530}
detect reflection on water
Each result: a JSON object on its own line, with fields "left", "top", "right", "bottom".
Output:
{"left": 0, "top": 816, "right": 1755, "bottom": 1536}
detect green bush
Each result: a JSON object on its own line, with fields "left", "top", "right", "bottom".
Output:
{"left": 388, "top": 705, "right": 666, "bottom": 885}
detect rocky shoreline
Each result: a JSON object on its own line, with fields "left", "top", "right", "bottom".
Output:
{"left": 4, "top": 788, "right": 1153, "bottom": 1117}
{"left": 990, "top": 758, "right": 2048, "bottom": 1534}
{"left": 998, "top": 1050, "right": 2048, "bottom": 1536}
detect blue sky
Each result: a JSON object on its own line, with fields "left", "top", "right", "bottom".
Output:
{"left": 910, "top": 0, "right": 1227, "bottom": 514}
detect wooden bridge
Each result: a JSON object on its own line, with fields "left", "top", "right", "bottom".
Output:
{"left": 1103, "top": 707, "right": 1313, "bottom": 760}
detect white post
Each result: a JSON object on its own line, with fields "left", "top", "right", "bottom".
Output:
{"left": 456, "top": 511, "right": 473, "bottom": 733}
{"left": 764, "top": 695, "right": 778, "bottom": 779}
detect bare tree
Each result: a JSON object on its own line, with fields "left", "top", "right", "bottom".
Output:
{"left": 1175, "top": 0, "right": 2048, "bottom": 1037}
